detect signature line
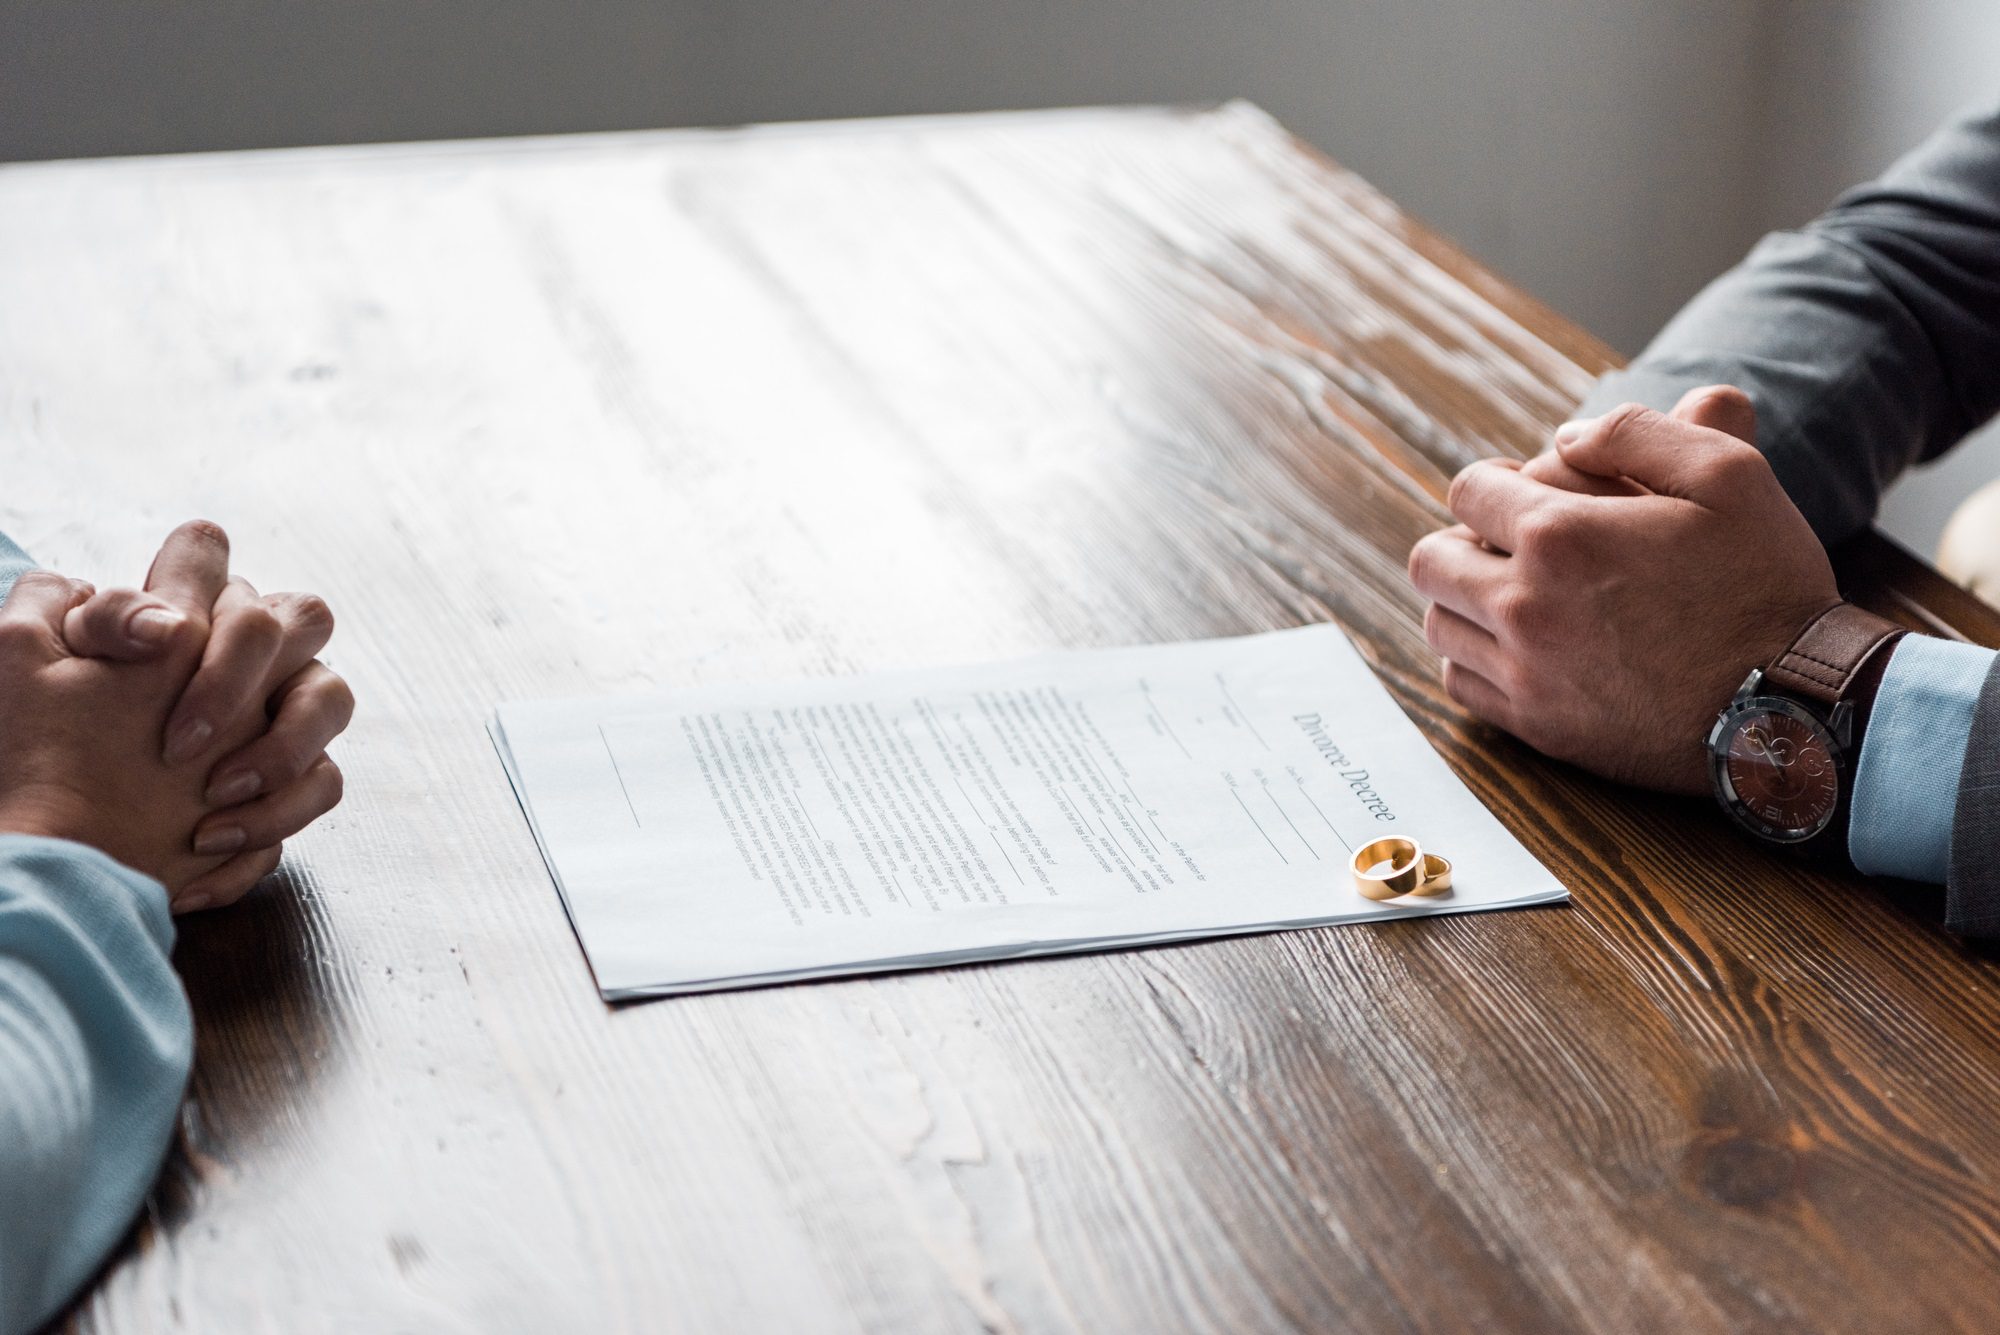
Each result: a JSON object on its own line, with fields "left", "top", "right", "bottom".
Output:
{"left": 599, "top": 724, "right": 641, "bottom": 827}
{"left": 1230, "top": 789, "right": 1287, "bottom": 864}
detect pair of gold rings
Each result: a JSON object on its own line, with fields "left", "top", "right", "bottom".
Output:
{"left": 1349, "top": 836, "right": 1452, "bottom": 902}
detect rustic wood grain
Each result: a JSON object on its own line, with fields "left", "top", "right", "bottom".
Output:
{"left": 2, "top": 102, "right": 1997, "bottom": 1334}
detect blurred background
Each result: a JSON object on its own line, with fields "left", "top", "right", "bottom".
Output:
{"left": 5, "top": 0, "right": 1997, "bottom": 554}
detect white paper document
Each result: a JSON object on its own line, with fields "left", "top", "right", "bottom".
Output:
{"left": 492, "top": 625, "right": 1568, "bottom": 998}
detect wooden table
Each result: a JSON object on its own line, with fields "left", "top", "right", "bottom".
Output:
{"left": 7, "top": 103, "right": 1999, "bottom": 1334}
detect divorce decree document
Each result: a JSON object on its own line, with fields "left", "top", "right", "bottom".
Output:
{"left": 492, "top": 625, "right": 1567, "bottom": 998}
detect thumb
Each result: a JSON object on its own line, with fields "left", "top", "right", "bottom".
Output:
{"left": 1553, "top": 402, "right": 1742, "bottom": 499}
{"left": 63, "top": 587, "right": 194, "bottom": 661}
{"left": 1671, "top": 383, "right": 1757, "bottom": 446}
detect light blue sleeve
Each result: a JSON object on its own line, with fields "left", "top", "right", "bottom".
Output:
{"left": 1848, "top": 635, "right": 2000, "bottom": 882}
{"left": 0, "top": 836, "right": 193, "bottom": 1335}
{"left": 0, "top": 529, "right": 33, "bottom": 605}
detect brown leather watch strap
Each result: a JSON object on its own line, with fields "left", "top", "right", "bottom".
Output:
{"left": 1763, "top": 602, "right": 1905, "bottom": 708}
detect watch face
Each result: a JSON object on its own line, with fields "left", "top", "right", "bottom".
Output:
{"left": 1712, "top": 696, "right": 1841, "bottom": 843}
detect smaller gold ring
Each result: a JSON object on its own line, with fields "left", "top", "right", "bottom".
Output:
{"left": 1412, "top": 853, "right": 1452, "bottom": 896}
{"left": 1351, "top": 837, "right": 1423, "bottom": 900}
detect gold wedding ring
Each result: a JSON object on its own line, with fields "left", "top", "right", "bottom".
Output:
{"left": 1351, "top": 837, "right": 1423, "bottom": 900}
{"left": 1349, "top": 839, "right": 1454, "bottom": 901}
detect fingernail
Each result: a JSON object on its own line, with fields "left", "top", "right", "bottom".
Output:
{"left": 207, "top": 770, "right": 263, "bottom": 806}
{"left": 175, "top": 895, "right": 212, "bottom": 914}
{"left": 127, "top": 606, "right": 185, "bottom": 645}
{"left": 165, "top": 719, "right": 213, "bottom": 764}
{"left": 194, "top": 825, "right": 246, "bottom": 856}
{"left": 1554, "top": 417, "right": 1597, "bottom": 444}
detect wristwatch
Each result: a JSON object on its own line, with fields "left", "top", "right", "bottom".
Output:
{"left": 1706, "top": 602, "right": 1905, "bottom": 853}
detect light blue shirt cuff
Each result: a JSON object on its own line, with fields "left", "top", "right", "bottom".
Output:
{"left": 1848, "top": 635, "right": 1998, "bottom": 882}
{"left": 0, "top": 530, "right": 34, "bottom": 605}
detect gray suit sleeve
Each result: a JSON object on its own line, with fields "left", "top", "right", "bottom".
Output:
{"left": 1578, "top": 99, "right": 2000, "bottom": 544}
{"left": 1949, "top": 658, "right": 2000, "bottom": 936}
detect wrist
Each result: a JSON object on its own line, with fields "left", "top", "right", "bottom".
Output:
{"left": 1706, "top": 602, "right": 1905, "bottom": 853}
{"left": 1708, "top": 596, "right": 1845, "bottom": 722}
{"left": 0, "top": 785, "right": 105, "bottom": 850}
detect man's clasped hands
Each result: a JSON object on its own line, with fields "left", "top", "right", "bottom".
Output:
{"left": 1408, "top": 383, "right": 1838, "bottom": 795}
{"left": 0, "top": 521, "right": 353, "bottom": 912}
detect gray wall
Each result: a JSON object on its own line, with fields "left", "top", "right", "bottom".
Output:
{"left": 2, "top": 0, "right": 1767, "bottom": 356}
{"left": 5, "top": 0, "right": 1999, "bottom": 551}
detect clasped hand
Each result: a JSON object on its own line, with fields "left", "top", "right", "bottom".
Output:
{"left": 0, "top": 521, "right": 354, "bottom": 911}
{"left": 1408, "top": 386, "right": 1839, "bottom": 795}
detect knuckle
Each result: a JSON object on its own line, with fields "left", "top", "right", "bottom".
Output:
{"left": 1446, "top": 460, "right": 1490, "bottom": 515}
{"left": 1519, "top": 450, "right": 1564, "bottom": 485}
{"left": 1516, "top": 507, "right": 1582, "bottom": 560}
{"left": 285, "top": 728, "right": 334, "bottom": 779}
{"left": 1709, "top": 443, "right": 1769, "bottom": 486}
{"left": 93, "top": 585, "right": 144, "bottom": 612}
{"left": 1512, "top": 510, "right": 1555, "bottom": 555}
{"left": 11, "top": 570, "right": 68, "bottom": 598}
{"left": 214, "top": 847, "right": 283, "bottom": 900}
{"left": 1604, "top": 401, "right": 1653, "bottom": 430}
{"left": 1422, "top": 602, "right": 1446, "bottom": 651}
{"left": 1492, "top": 584, "right": 1546, "bottom": 641}
{"left": 1407, "top": 535, "right": 1437, "bottom": 588}
{"left": 321, "top": 760, "right": 346, "bottom": 809}
{"left": 233, "top": 603, "right": 285, "bottom": 647}
{"left": 1597, "top": 401, "right": 1656, "bottom": 444}
{"left": 292, "top": 670, "right": 356, "bottom": 724}
{"left": 261, "top": 736, "right": 311, "bottom": 786}
{"left": 84, "top": 589, "right": 142, "bottom": 630}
